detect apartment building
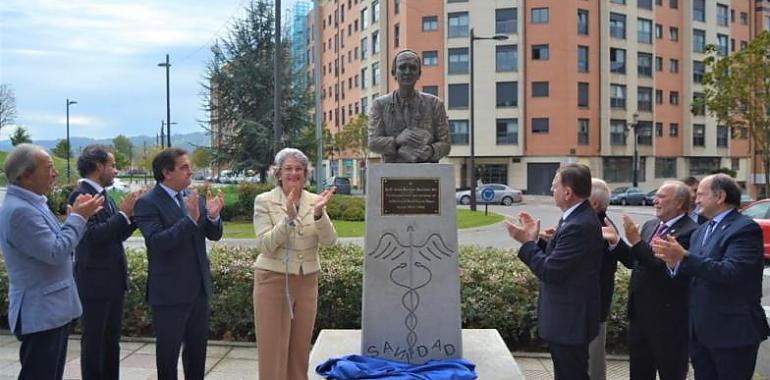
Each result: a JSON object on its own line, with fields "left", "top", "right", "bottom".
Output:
{"left": 302, "top": 0, "right": 759, "bottom": 194}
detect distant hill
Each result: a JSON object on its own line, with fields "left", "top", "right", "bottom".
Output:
{"left": 0, "top": 132, "right": 211, "bottom": 154}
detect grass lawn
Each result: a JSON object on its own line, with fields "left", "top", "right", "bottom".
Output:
{"left": 214, "top": 208, "right": 504, "bottom": 239}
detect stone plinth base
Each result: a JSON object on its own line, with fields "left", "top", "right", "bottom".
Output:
{"left": 308, "top": 329, "right": 524, "bottom": 379}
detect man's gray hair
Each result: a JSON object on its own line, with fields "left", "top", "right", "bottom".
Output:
{"left": 661, "top": 180, "right": 691, "bottom": 212}
{"left": 3, "top": 143, "right": 44, "bottom": 185}
{"left": 271, "top": 147, "right": 311, "bottom": 186}
{"left": 590, "top": 178, "right": 610, "bottom": 211}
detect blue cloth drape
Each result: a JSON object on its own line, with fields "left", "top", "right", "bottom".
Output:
{"left": 315, "top": 355, "right": 477, "bottom": 379}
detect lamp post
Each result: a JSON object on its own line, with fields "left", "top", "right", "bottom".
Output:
{"left": 157, "top": 54, "right": 171, "bottom": 147}
{"left": 66, "top": 98, "right": 77, "bottom": 183}
{"left": 469, "top": 28, "right": 508, "bottom": 211}
{"left": 627, "top": 112, "right": 640, "bottom": 187}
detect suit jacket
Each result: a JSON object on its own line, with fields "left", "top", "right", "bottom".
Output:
{"left": 253, "top": 187, "right": 336, "bottom": 275}
{"left": 68, "top": 181, "right": 136, "bottom": 300}
{"left": 133, "top": 184, "right": 223, "bottom": 306}
{"left": 518, "top": 200, "right": 603, "bottom": 345}
{"left": 597, "top": 211, "right": 618, "bottom": 322}
{"left": 0, "top": 185, "right": 86, "bottom": 334}
{"left": 614, "top": 215, "right": 697, "bottom": 336}
{"left": 367, "top": 90, "right": 451, "bottom": 163}
{"left": 680, "top": 209, "right": 770, "bottom": 348}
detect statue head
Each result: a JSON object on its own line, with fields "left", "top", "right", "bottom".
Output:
{"left": 391, "top": 49, "right": 421, "bottom": 91}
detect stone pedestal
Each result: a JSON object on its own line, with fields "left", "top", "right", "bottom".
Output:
{"left": 308, "top": 329, "right": 525, "bottom": 380}
{"left": 362, "top": 164, "right": 462, "bottom": 364}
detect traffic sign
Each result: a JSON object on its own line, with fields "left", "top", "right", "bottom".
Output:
{"left": 480, "top": 187, "right": 495, "bottom": 202}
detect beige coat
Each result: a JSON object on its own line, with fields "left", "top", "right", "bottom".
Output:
{"left": 253, "top": 187, "right": 336, "bottom": 274}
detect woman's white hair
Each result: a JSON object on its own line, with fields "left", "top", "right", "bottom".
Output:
{"left": 270, "top": 147, "right": 312, "bottom": 186}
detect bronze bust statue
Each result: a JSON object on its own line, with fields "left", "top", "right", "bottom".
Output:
{"left": 368, "top": 50, "right": 451, "bottom": 163}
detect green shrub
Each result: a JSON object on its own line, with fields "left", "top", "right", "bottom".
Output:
{"left": 0, "top": 245, "right": 632, "bottom": 352}
{"left": 46, "top": 183, "right": 77, "bottom": 215}
{"left": 326, "top": 195, "right": 365, "bottom": 221}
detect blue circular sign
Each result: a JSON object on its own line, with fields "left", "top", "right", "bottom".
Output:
{"left": 480, "top": 187, "right": 495, "bottom": 202}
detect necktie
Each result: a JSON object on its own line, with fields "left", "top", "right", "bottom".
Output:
{"left": 556, "top": 217, "right": 564, "bottom": 231}
{"left": 649, "top": 222, "right": 668, "bottom": 242}
{"left": 101, "top": 190, "right": 115, "bottom": 214}
{"left": 175, "top": 192, "right": 188, "bottom": 216}
{"left": 702, "top": 220, "right": 717, "bottom": 246}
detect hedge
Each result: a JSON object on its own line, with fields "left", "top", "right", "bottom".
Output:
{"left": 0, "top": 245, "right": 631, "bottom": 352}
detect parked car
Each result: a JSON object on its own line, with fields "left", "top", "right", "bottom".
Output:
{"left": 740, "top": 193, "right": 754, "bottom": 209}
{"left": 739, "top": 199, "right": 770, "bottom": 260}
{"left": 609, "top": 187, "right": 646, "bottom": 206}
{"left": 455, "top": 184, "right": 523, "bottom": 206}
{"left": 324, "top": 176, "right": 352, "bottom": 195}
{"left": 642, "top": 189, "right": 657, "bottom": 206}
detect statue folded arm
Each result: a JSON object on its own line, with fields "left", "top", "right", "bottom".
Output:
{"left": 367, "top": 99, "right": 397, "bottom": 156}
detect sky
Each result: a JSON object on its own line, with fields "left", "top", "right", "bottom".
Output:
{"left": 0, "top": 0, "right": 300, "bottom": 141}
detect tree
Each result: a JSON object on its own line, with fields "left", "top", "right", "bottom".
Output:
{"left": 191, "top": 147, "right": 211, "bottom": 170}
{"left": 0, "top": 84, "right": 16, "bottom": 137}
{"left": 9, "top": 126, "right": 31, "bottom": 146}
{"left": 51, "top": 139, "right": 70, "bottom": 159}
{"left": 112, "top": 135, "right": 133, "bottom": 161}
{"left": 202, "top": 0, "right": 316, "bottom": 182}
{"left": 698, "top": 31, "right": 770, "bottom": 196}
{"left": 336, "top": 115, "right": 370, "bottom": 162}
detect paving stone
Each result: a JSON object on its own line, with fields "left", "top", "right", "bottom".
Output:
{"left": 208, "top": 358, "right": 257, "bottom": 373}
{"left": 226, "top": 346, "right": 257, "bottom": 360}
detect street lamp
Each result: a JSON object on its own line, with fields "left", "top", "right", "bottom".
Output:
{"left": 469, "top": 28, "right": 508, "bottom": 211}
{"left": 66, "top": 98, "right": 77, "bottom": 183}
{"left": 627, "top": 112, "right": 640, "bottom": 187}
{"left": 158, "top": 54, "right": 171, "bottom": 147}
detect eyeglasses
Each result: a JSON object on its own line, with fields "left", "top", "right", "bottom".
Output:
{"left": 281, "top": 166, "right": 305, "bottom": 173}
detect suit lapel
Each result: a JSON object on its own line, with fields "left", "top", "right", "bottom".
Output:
{"left": 700, "top": 209, "right": 738, "bottom": 255}
{"left": 153, "top": 185, "right": 185, "bottom": 219}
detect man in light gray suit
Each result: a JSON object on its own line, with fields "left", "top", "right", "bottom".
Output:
{"left": 0, "top": 144, "right": 102, "bottom": 380}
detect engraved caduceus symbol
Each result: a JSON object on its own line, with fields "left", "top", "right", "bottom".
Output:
{"left": 367, "top": 225, "right": 454, "bottom": 361}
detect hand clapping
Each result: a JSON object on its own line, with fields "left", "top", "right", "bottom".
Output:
{"left": 504, "top": 211, "right": 540, "bottom": 244}
{"left": 70, "top": 193, "right": 104, "bottom": 220}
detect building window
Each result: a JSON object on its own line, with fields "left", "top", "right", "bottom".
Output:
{"left": 670, "top": 0, "right": 678, "bottom": 8}
{"left": 610, "top": 13, "right": 626, "bottom": 39}
{"left": 496, "top": 118, "right": 518, "bottom": 145}
{"left": 741, "top": 12, "right": 748, "bottom": 25}
{"left": 372, "top": 62, "right": 380, "bottom": 86}
{"left": 361, "top": 97, "right": 369, "bottom": 115}
{"left": 532, "top": 81, "right": 549, "bottom": 97}
{"left": 360, "top": 68, "right": 367, "bottom": 89}
{"left": 422, "top": 16, "right": 438, "bottom": 31}
{"left": 638, "top": 0, "right": 652, "bottom": 10}
{"left": 717, "top": 34, "right": 729, "bottom": 56}
{"left": 532, "top": 44, "right": 549, "bottom": 60}
{"left": 638, "top": 87, "right": 653, "bottom": 112}
{"left": 371, "top": 31, "right": 380, "bottom": 54}
{"left": 690, "top": 157, "right": 720, "bottom": 175}
{"left": 717, "top": 126, "right": 728, "bottom": 147}
{"left": 577, "top": 9, "right": 589, "bottom": 35}
{"left": 361, "top": 7, "right": 368, "bottom": 29}
{"left": 449, "top": 120, "right": 469, "bottom": 145}
{"left": 448, "top": 48, "right": 469, "bottom": 74}
{"left": 497, "top": 82, "right": 518, "bottom": 107}
{"left": 655, "top": 89, "right": 663, "bottom": 105}
{"left": 693, "top": 29, "right": 706, "bottom": 53}
{"left": 638, "top": 53, "right": 653, "bottom": 77}
{"left": 496, "top": 8, "right": 517, "bottom": 34}
{"left": 669, "top": 26, "right": 679, "bottom": 41}
{"left": 637, "top": 18, "right": 652, "bottom": 44}
{"left": 670, "top": 91, "right": 679, "bottom": 105}
{"left": 655, "top": 158, "right": 677, "bottom": 178}
{"left": 496, "top": 45, "right": 518, "bottom": 72}
{"left": 578, "top": 82, "right": 589, "bottom": 108}
{"left": 394, "top": 0, "right": 399, "bottom": 14}
{"left": 360, "top": 37, "right": 368, "bottom": 59}
{"left": 670, "top": 58, "right": 679, "bottom": 73}
{"left": 670, "top": 123, "right": 679, "bottom": 137}
{"left": 610, "top": 48, "right": 626, "bottom": 73}
{"left": 448, "top": 84, "right": 469, "bottom": 109}
{"left": 693, "top": 124, "right": 706, "bottom": 146}
{"left": 637, "top": 121, "right": 653, "bottom": 145}
{"left": 693, "top": 61, "right": 704, "bottom": 83}
{"left": 610, "top": 84, "right": 626, "bottom": 109}
{"left": 655, "top": 23, "right": 662, "bottom": 39}
{"left": 604, "top": 157, "right": 646, "bottom": 183}
{"left": 394, "top": 24, "right": 400, "bottom": 48}
{"left": 372, "top": 0, "right": 380, "bottom": 23}
{"left": 531, "top": 8, "right": 549, "bottom": 24}
{"left": 423, "top": 51, "right": 438, "bottom": 66}
{"left": 610, "top": 119, "right": 627, "bottom": 145}
{"left": 717, "top": 4, "right": 729, "bottom": 26}
{"left": 656, "top": 122, "right": 663, "bottom": 137}
{"left": 578, "top": 46, "right": 589, "bottom": 72}
{"left": 693, "top": 0, "right": 705, "bottom": 22}
{"left": 532, "top": 118, "right": 549, "bottom": 134}
{"left": 578, "top": 119, "right": 589, "bottom": 145}
{"left": 448, "top": 12, "right": 469, "bottom": 38}
{"left": 423, "top": 86, "right": 438, "bottom": 96}
{"left": 655, "top": 56, "right": 663, "bottom": 71}
{"left": 610, "top": 0, "right": 625, "bottom": 4}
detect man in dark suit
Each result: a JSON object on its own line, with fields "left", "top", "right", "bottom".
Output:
{"left": 655, "top": 174, "right": 770, "bottom": 380}
{"left": 609, "top": 181, "right": 697, "bottom": 380}
{"left": 683, "top": 177, "right": 708, "bottom": 225}
{"left": 506, "top": 163, "right": 603, "bottom": 380}
{"left": 68, "top": 145, "right": 142, "bottom": 380}
{"left": 133, "top": 148, "right": 224, "bottom": 380}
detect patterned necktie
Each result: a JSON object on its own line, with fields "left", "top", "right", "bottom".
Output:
{"left": 702, "top": 220, "right": 717, "bottom": 246}
{"left": 175, "top": 192, "right": 188, "bottom": 216}
{"left": 649, "top": 222, "right": 668, "bottom": 242}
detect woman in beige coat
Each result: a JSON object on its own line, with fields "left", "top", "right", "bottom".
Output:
{"left": 253, "top": 148, "right": 337, "bottom": 380}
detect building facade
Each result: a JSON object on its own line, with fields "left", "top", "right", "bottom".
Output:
{"left": 304, "top": 0, "right": 761, "bottom": 195}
